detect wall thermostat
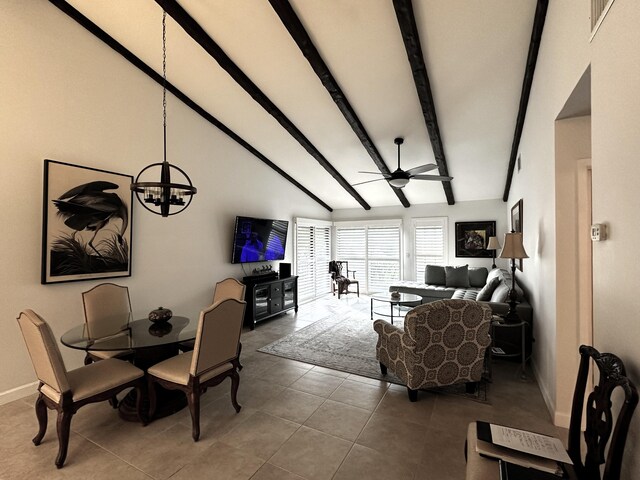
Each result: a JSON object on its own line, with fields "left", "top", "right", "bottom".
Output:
{"left": 590, "top": 223, "right": 606, "bottom": 242}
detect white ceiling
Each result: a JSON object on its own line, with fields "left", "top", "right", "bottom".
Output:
{"left": 64, "top": 0, "right": 538, "bottom": 211}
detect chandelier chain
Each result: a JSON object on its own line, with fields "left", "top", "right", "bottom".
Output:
{"left": 162, "top": 10, "right": 167, "bottom": 163}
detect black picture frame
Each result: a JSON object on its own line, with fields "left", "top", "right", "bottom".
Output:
{"left": 455, "top": 221, "right": 496, "bottom": 258}
{"left": 511, "top": 199, "right": 524, "bottom": 271}
{"left": 41, "top": 159, "right": 133, "bottom": 284}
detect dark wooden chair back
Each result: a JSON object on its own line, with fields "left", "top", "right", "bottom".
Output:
{"left": 568, "top": 345, "right": 638, "bottom": 480}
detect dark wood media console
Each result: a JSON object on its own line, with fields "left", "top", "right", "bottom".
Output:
{"left": 242, "top": 275, "right": 298, "bottom": 330}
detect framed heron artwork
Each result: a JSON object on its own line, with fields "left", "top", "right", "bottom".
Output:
{"left": 41, "top": 160, "right": 133, "bottom": 284}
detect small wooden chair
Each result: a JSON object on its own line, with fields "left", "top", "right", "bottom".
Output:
{"left": 465, "top": 344, "right": 638, "bottom": 480}
{"left": 329, "top": 261, "right": 360, "bottom": 299}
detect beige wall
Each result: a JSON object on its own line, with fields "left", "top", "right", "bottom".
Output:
{"left": 0, "top": 1, "right": 329, "bottom": 400}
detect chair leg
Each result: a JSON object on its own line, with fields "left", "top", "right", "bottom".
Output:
{"left": 230, "top": 369, "right": 242, "bottom": 413}
{"left": 147, "top": 378, "right": 157, "bottom": 420}
{"left": 407, "top": 388, "right": 418, "bottom": 402}
{"left": 55, "top": 410, "right": 73, "bottom": 468}
{"left": 235, "top": 342, "right": 244, "bottom": 371}
{"left": 108, "top": 396, "right": 119, "bottom": 409}
{"left": 84, "top": 353, "right": 93, "bottom": 366}
{"left": 187, "top": 390, "right": 201, "bottom": 442}
{"left": 32, "top": 393, "right": 48, "bottom": 446}
{"left": 356, "top": 282, "right": 360, "bottom": 297}
{"left": 379, "top": 363, "right": 387, "bottom": 375}
{"left": 465, "top": 382, "right": 478, "bottom": 394}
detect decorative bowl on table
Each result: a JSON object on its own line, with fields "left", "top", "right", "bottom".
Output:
{"left": 148, "top": 307, "right": 173, "bottom": 323}
{"left": 390, "top": 291, "right": 401, "bottom": 299}
{"left": 148, "top": 321, "right": 173, "bottom": 337}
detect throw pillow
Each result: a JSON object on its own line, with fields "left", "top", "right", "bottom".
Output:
{"left": 476, "top": 276, "right": 501, "bottom": 301}
{"left": 445, "top": 265, "right": 469, "bottom": 288}
{"left": 425, "top": 265, "right": 446, "bottom": 285}
{"left": 468, "top": 267, "right": 489, "bottom": 287}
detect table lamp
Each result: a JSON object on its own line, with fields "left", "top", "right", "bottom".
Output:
{"left": 499, "top": 232, "right": 529, "bottom": 323}
{"left": 486, "top": 236, "right": 501, "bottom": 269}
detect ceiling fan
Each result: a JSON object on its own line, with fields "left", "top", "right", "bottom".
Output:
{"left": 353, "top": 137, "right": 453, "bottom": 188}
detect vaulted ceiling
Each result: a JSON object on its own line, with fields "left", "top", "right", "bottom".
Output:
{"left": 57, "top": 0, "right": 542, "bottom": 211}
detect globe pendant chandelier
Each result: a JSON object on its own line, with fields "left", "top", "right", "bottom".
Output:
{"left": 131, "top": 11, "right": 196, "bottom": 217}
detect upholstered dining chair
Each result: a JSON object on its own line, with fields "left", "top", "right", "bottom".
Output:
{"left": 147, "top": 298, "right": 246, "bottom": 441}
{"left": 178, "top": 278, "right": 246, "bottom": 371}
{"left": 374, "top": 299, "right": 492, "bottom": 402}
{"left": 82, "top": 283, "right": 134, "bottom": 365}
{"left": 465, "top": 345, "right": 638, "bottom": 480}
{"left": 16, "top": 310, "right": 145, "bottom": 469}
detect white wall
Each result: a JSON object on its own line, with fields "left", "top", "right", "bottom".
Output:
{"left": 331, "top": 199, "right": 509, "bottom": 281}
{"left": 590, "top": 1, "right": 640, "bottom": 476}
{"left": 0, "top": 1, "right": 329, "bottom": 400}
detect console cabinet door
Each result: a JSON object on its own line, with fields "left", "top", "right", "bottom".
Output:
{"left": 269, "top": 282, "right": 283, "bottom": 314}
{"left": 283, "top": 279, "right": 296, "bottom": 309}
{"left": 254, "top": 285, "right": 269, "bottom": 320}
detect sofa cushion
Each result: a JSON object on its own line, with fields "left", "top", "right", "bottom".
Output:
{"left": 451, "top": 289, "right": 480, "bottom": 301}
{"left": 445, "top": 265, "right": 469, "bottom": 288}
{"left": 388, "top": 281, "right": 456, "bottom": 299}
{"left": 476, "top": 276, "right": 501, "bottom": 301}
{"left": 425, "top": 265, "right": 446, "bottom": 285}
{"left": 490, "top": 282, "right": 510, "bottom": 303}
{"left": 468, "top": 267, "right": 489, "bottom": 288}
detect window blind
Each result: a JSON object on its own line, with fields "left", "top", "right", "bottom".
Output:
{"left": 414, "top": 218, "right": 447, "bottom": 282}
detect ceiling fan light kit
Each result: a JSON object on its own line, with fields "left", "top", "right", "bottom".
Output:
{"left": 131, "top": 11, "right": 197, "bottom": 217}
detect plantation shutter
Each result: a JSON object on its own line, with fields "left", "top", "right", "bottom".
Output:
{"left": 295, "top": 218, "right": 331, "bottom": 302}
{"left": 413, "top": 217, "right": 448, "bottom": 282}
{"left": 335, "top": 220, "right": 401, "bottom": 293}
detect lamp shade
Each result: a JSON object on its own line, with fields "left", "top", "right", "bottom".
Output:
{"left": 486, "top": 236, "right": 501, "bottom": 250}
{"left": 499, "top": 232, "right": 529, "bottom": 259}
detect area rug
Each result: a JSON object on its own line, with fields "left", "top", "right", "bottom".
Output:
{"left": 258, "top": 305, "right": 488, "bottom": 402}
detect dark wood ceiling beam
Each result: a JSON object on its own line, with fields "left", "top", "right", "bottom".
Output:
{"left": 393, "top": 0, "right": 455, "bottom": 205}
{"left": 503, "top": 0, "right": 549, "bottom": 202}
{"left": 156, "top": 0, "right": 371, "bottom": 211}
{"left": 48, "top": 0, "right": 332, "bottom": 212}
{"left": 268, "top": 0, "right": 410, "bottom": 208}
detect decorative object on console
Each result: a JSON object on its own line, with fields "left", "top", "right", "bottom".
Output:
{"left": 499, "top": 232, "right": 529, "bottom": 323}
{"left": 455, "top": 221, "right": 496, "bottom": 258}
{"left": 352, "top": 137, "right": 453, "bottom": 188}
{"left": 42, "top": 160, "right": 133, "bottom": 284}
{"left": 148, "top": 306, "right": 173, "bottom": 323}
{"left": 511, "top": 199, "right": 524, "bottom": 270}
{"left": 486, "top": 236, "right": 501, "bottom": 269}
{"left": 130, "top": 11, "right": 196, "bottom": 217}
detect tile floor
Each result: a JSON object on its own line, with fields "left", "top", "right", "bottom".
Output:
{"left": 0, "top": 295, "right": 564, "bottom": 480}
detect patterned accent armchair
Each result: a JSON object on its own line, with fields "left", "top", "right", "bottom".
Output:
{"left": 374, "top": 299, "right": 492, "bottom": 402}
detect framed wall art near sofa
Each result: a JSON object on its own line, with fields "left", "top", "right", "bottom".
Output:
{"left": 455, "top": 221, "right": 496, "bottom": 258}
{"left": 41, "top": 159, "right": 133, "bottom": 284}
{"left": 511, "top": 198, "right": 524, "bottom": 271}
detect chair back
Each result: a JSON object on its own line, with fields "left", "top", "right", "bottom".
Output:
{"left": 404, "top": 299, "right": 492, "bottom": 384}
{"left": 190, "top": 298, "right": 246, "bottom": 377}
{"left": 212, "top": 278, "right": 246, "bottom": 304}
{"left": 568, "top": 345, "right": 638, "bottom": 480}
{"left": 82, "top": 283, "right": 131, "bottom": 339}
{"left": 16, "top": 310, "right": 70, "bottom": 395}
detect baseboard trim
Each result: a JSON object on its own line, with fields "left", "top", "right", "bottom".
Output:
{"left": 531, "top": 359, "right": 556, "bottom": 423}
{"left": 0, "top": 382, "right": 37, "bottom": 406}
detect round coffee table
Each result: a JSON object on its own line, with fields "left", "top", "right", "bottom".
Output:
{"left": 370, "top": 292, "right": 423, "bottom": 325}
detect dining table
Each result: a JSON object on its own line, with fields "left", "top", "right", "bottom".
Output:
{"left": 61, "top": 315, "right": 198, "bottom": 421}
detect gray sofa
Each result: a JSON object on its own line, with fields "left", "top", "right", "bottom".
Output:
{"left": 389, "top": 266, "right": 533, "bottom": 358}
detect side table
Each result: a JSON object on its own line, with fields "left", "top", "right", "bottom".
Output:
{"left": 490, "top": 315, "right": 529, "bottom": 379}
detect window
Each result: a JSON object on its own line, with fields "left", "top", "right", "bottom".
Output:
{"left": 335, "top": 220, "right": 401, "bottom": 293}
{"left": 413, "top": 217, "right": 448, "bottom": 281}
{"left": 295, "top": 218, "right": 331, "bottom": 302}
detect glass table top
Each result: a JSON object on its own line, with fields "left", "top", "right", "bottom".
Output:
{"left": 60, "top": 316, "right": 197, "bottom": 351}
{"left": 370, "top": 292, "right": 423, "bottom": 303}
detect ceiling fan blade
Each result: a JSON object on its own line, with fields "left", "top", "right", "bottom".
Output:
{"left": 351, "top": 177, "right": 387, "bottom": 186}
{"left": 357, "top": 171, "right": 391, "bottom": 177}
{"left": 412, "top": 174, "right": 453, "bottom": 181}
{"left": 406, "top": 163, "right": 438, "bottom": 176}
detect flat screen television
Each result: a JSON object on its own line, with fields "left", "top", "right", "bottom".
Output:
{"left": 231, "top": 216, "right": 289, "bottom": 264}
